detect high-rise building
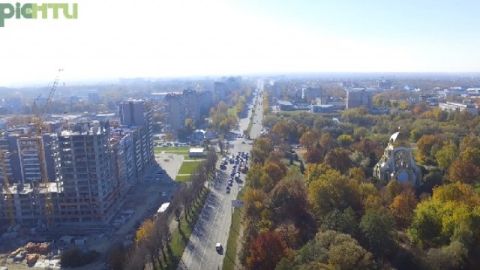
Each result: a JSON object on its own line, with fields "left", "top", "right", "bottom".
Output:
{"left": 56, "top": 123, "right": 117, "bottom": 224}
{"left": 346, "top": 88, "right": 372, "bottom": 109}
{"left": 164, "top": 90, "right": 206, "bottom": 134}
{"left": 119, "top": 99, "right": 154, "bottom": 179}
{"left": 1, "top": 101, "right": 156, "bottom": 227}
{"left": 119, "top": 99, "right": 148, "bottom": 126}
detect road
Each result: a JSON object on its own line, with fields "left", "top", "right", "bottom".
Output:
{"left": 178, "top": 87, "right": 264, "bottom": 270}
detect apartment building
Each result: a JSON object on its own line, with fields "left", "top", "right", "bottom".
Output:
{"left": 0, "top": 100, "right": 155, "bottom": 227}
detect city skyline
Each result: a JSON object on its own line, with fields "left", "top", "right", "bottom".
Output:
{"left": 2, "top": 0, "right": 480, "bottom": 86}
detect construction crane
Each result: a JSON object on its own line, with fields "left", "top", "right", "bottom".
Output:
{"left": 32, "top": 68, "right": 63, "bottom": 229}
{"left": 0, "top": 148, "right": 15, "bottom": 226}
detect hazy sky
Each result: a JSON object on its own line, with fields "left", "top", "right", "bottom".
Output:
{"left": 1, "top": 0, "right": 480, "bottom": 86}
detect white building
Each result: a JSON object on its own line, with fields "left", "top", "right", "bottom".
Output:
{"left": 374, "top": 132, "right": 422, "bottom": 186}
{"left": 439, "top": 102, "right": 477, "bottom": 115}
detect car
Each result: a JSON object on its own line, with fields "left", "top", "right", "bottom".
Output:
{"left": 216, "top": 243, "right": 223, "bottom": 253}
{"left": 226, "top": 188, "right": 231, "bottom": 194}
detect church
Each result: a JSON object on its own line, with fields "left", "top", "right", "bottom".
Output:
{"left": 373, "top": 131, "right": 422, "bottom": 186}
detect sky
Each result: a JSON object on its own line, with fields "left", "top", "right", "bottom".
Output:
{"left": 1, "top": 0, "right": 480, "bottom": 86}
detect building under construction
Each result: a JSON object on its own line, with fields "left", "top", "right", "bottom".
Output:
{"left": 0, "top": 100, "right": 154, "bottom": 229}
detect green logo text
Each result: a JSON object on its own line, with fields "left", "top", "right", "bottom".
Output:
{"left": 0, "top": 2, "right": 78, "bottom": 27}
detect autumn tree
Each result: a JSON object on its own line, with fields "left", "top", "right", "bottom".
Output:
{"left": 299, "top": 130, "right": 319, "bottom": 149}
{"left": 435, "top": 142, "right": 457, "bottom": 170}
{"left": 246, "top": 231, "right": 289, "bottom": 270}
{"left": 251, "top": 137, "right": 274, "bottom": 164}
{"left": 409, "top": 182, "right": 480, "bottom": 248}
{"left": 416, "top": 134, "right": 444, "bottom": 165}
{"left": 276, "top": 230, "right": 373, "bottom": 270}
{"left": 448, "top": 147, "right": 480, "bottom": 184}
{"left": 389, "top": 189, "right": 418, "bottom": 228}
{"left": 307, "top": 172, "right": 362, "bottom": 220}
{"left": 324, "top": 148, "right": 353, "bottom": 174}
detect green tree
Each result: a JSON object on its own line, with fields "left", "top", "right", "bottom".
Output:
{"left": 409, "top": 182, "right": 480, "bottom": 248}
{"left": 277, "top": 230, "right": 373, "bottom": 270}
{"left": 435, "top": 142, "right": 457, "bottom": 170}
{"left": 337, "top": 134, "right": 353, "bottom": 147}
{"left": 360, "top": 208, "right": 396, "bottom": 257}
{"left": 307, "top": 173, "right": 362, "bottom": 220}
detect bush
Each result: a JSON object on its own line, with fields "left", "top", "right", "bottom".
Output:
{"left": 61, "top": 248, "right": 100, "bottom": 268}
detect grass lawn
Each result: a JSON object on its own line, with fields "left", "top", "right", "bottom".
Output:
{"left": 160, "top": 188, "right": 209, "bottom": 270}
{"left": 175, "top": 175, "right": 192, "bottom": 182}
{"left": 155, "top": 146, "right": 205, "bottom": 159}
{"left": 223, "top": 190, "right": 244, "bottom": 270}
{"left": 155, "top": 146, "right": 189, "bottom": 154}
{"left": 178, "top": 160, "right": 203, "bottom": 175}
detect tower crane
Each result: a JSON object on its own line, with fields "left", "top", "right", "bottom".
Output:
{"left": 32, "top": 68, "right": 63, "bottom": 228}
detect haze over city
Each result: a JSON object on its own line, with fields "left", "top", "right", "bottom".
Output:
{"left": 2, "top": 0, "right": 480, "bottom": 86}
{"left": 3, "top": 1, "right": 480, "bottom": 270}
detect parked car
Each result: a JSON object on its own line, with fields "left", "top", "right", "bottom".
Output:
{"left": 216, "top": 243, "right": 223, "bottom": 253}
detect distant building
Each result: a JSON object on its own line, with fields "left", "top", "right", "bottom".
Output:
{"left": 278, "top": 100, "right": 294, "bottom": 111}
{"left": 88, "top": 92, "right": 101, "bottom": 104}
{"left": 164, "top": 90, "right": 210, "bottom": 134}
{"left": 303, "top": 87, "right": 324, "bottom": 102}
{"left": 377, "top": 79, "right": 393, "bottom": 90}
{"left": 189, "top": 147, "right": 205, "bottom": 158}
{"left": 346, "top": 88, "right": 372, "bottom": 109}
{"left": 214, "top": 82, "right": 229, "bottom": 102}
{"left": 374, "top": 132, "right": 422, "bottom": 186}
{"left": 119, "top": 99, "right": 148, "bottom": 127}
{"left": 311, "top": 104, "right": 335, "bottom": 113}
{"left": 439, "top": 102, "right": 477, "bottom": 115}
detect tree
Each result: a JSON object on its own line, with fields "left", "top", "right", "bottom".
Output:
{"left": 299, "top": 130, "right": 319, "bottom": 149}
{"left": 246, "top": 231, "right": 289, "bottom": 270}
{"left": 448, "top": 158, "right": 480, "bottom": 184}
{"left": 303, "top": 145, "right": 324, "bottom": 163}
{"left": 389, "top": 189, "right": 418, "bottom": 228}
{"left": 435, "top": 142, "right": 457, "bottom": 170}
{"left": 337, "top": 134, "right": 353, "bottom": 147}
{"left": 270, "top": 172, "right": 308, "bottom": 224}
{"left": 263, "top": 161, "right": 287, "bottom": 184}
{"left": 251, "top": 137, "right": 274, "bottom": 164}
{"left": 425, "top": 241, "right": 468, "bottom": 270}
{"left": 320, "top": 207, "right": 359, "bottom": 236}
{"left": 319, "top": 133, "right": 335, "bottom": 152}
{"left": 409, "top": 182, "right": 480, "bottom": 248}
{"left": 308, "top": 173, "right": 362, "bottom": 219}
{"left": 324, "top": 148, "right": 353, "bottom": 174}
{"left": 277, "top": 230, "right": 373, "bottom": 270}
{"left": 416, "top": 134, "right": 443, "bottom": 165}
{"left": 360, "top": 208, "right": 396, "bottom": 258}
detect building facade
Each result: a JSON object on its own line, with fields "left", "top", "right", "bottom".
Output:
{"left": 374, "top": 132, "right": 422, "bottom": 186}
{"left": 346, "top": 88, "right": 372, "bottom": 109}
